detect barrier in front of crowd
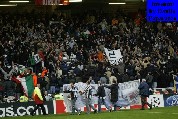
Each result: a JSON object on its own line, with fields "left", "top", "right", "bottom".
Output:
{"left": 0, "top": 80, "right": 177, "bottom": 117}
{"left": 0, "top": 101, "right": 54, "bottom": 117}
{"left": 1, "top": 93, "right": 178, "bottom": 117}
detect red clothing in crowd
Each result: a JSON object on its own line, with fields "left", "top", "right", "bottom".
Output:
{"left": 34, "top": 94, "right": 43, "bottom": 104}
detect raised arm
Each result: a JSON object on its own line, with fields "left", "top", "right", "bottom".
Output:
{"left": 8, "top": 67, "right": 15, "bottom": 76}
{"left": 0, "top": 67, "right": 7, "bottom": 75}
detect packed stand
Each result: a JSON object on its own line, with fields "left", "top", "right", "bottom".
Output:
{"left": 0, "top": 10, "right": 178, "bottom": 102}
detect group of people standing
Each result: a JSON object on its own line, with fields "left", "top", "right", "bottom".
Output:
{"left": 64, "top": 79, "right": 118, "bottom": 115}
{"left": 57, "top": 78, "right": 152, "bottom": 116}
{"left": 29, "top": 79, "right": 119, "bottom": 116}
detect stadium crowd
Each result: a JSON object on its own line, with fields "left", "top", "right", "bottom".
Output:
{"left": 0, "top": 9, "right": 178, "bottom": 102}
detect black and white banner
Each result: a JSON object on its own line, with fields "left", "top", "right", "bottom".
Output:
{"left": 104, "top": 48, "right": 123, "bottom": 65}
{"left": 43, "top": 0, "right": 61, "bottom": 5}
{"left": 147, "top": 95, "right": 164, "bottom": 108}
{"left": 33, "top": 54, "right": 41, "bottom": 64}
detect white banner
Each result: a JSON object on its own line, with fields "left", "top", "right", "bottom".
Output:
{"left": 104, "top": 48, "right": 123, "bottom": 65}
{"left": 63, "top": 80, "right": 140, "bottom": 112}
{"left": 43, "top": 0, "right": 61, "bottom": 5}
{"left": 34, "top": 54, "right": 41, "bottom": 64}
{"left": 148, "top": 95, "right": 164, "bottom": 108}
{"left": 118, "top": 80, "right": 140, "bottom": 106}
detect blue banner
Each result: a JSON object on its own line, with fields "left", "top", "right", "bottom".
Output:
{"left": 164, "top": 94, "right": 178, "bottom": 106}
{"left": 147, "top": 0, "right": 178, "bottom": 22}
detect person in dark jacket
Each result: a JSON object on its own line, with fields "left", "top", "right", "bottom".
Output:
{"left": 138, "top": 79, "right": 152, "bottom": 110}
{"left": 145, "top": 72, "right": 153, "bottom": 89}
{"left": 96, "top": 81, "right": 112, "bottom": 112}
{"left": 4, "top": 79, "right": 15, "bottom": 96}
{"left": 49, "top": 73, "right": 57, "bottom": 94}
{"left": 15, "top": 82, "right": 23, "bottom": 101}
{"left": 0, "top": 78, "right": 4, "bottom": 102}
{"left": 106, "top": 80, "right": 119, "bottom": 111}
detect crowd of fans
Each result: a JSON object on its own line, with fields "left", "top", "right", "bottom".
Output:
{"left": 0, "top": 9, "right": 178, "bottom": 102}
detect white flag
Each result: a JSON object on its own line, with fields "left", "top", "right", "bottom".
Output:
{"left": 104, "top": 48, "right": 123, "bottom": 65}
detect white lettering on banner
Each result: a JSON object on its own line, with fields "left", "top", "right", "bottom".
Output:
{"left": 26, "top": 106, "right": 34, "bottom": 115}
{"left": 40, "top": 105, "right": 48, "bottom": 114}
{"left": 63, "top": 80, "right": 140, "bottom": 112}
{"left": 17, "top": 107, "right": 26, "bottom": 116}
{"left": 35, "top": 105, "right": 48, "bottom": 115}
{"left": 0, "top": 105, "right": 48, "bottom": 117}
{"left": 5, "top": 107, "right": 14, "bottom": 117}
{"left": 17, "top": 106, "right": 34, "bottom": 116}
{"left": 0, "top": 106, "right": 14, "bottom": 117}
{"left": 0, "top": 108, "right": 5, "bottom": 117}
{"left": 104, "top": 48, "right": 123, "bottom": 65}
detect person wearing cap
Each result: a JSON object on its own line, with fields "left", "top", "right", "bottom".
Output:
{"left": 138, "top": 79, "right": 152, "bottom": 110}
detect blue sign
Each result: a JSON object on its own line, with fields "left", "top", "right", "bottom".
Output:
{"left": 164, "top": 95, "right": 178, "bottom": 106}
{"left": 147, "top": 0, "right": 178, "bottom": 22}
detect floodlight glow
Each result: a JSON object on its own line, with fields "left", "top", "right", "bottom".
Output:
{"left": 9, "top": 1, "right": 29, "bottom": 3}
{"left": 109, "top": 3, "right": 126, "bottom": 5}
{"left": 0, "top": 4, "right": 17, "bottom": 6}
{"left": 69, "top": 0, "right": 82, "bottom": 2}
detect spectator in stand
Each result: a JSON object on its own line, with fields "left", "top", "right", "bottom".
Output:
{"left": 145, "top": 72, "right": 153, "bottom": 89}
{"left": 0, "top": 66, "right": 14, "bottom": 80}
{"left": 15, "top": 79, "right": 23, "bottom": 101}
{"left": 41, "top": 67, "right": 48, "bottom": 80}
{"left": 0, "top": 78, "right": 4, "bottom": 102}
{"left": 56, "top": 66, "right": 62, "bottom": 79}
{"left": 37, "top": 73, "right": 45, "bottom": 91}
{"left": 0, "top": 9, "right": 178, "bottom": 92}
{"left": 109, "top": 73, "right": 117, "bottom": 84}
{"left": 49, "top": 73, "right": 57, "bottom": 94}
{"left": 100, "top": 74, "right": 108, "bottom": 84}
{"left": 105, "top": 68, "right": 112, "bottom": 80}
{"left": 174, "top": 73, "right": 178, "bottom": 93}
{"left": 32, "top": 72, "right": 38, "bottom": 87}
{"left": 4, "top": 78, "right": 16, "bottom": 97}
